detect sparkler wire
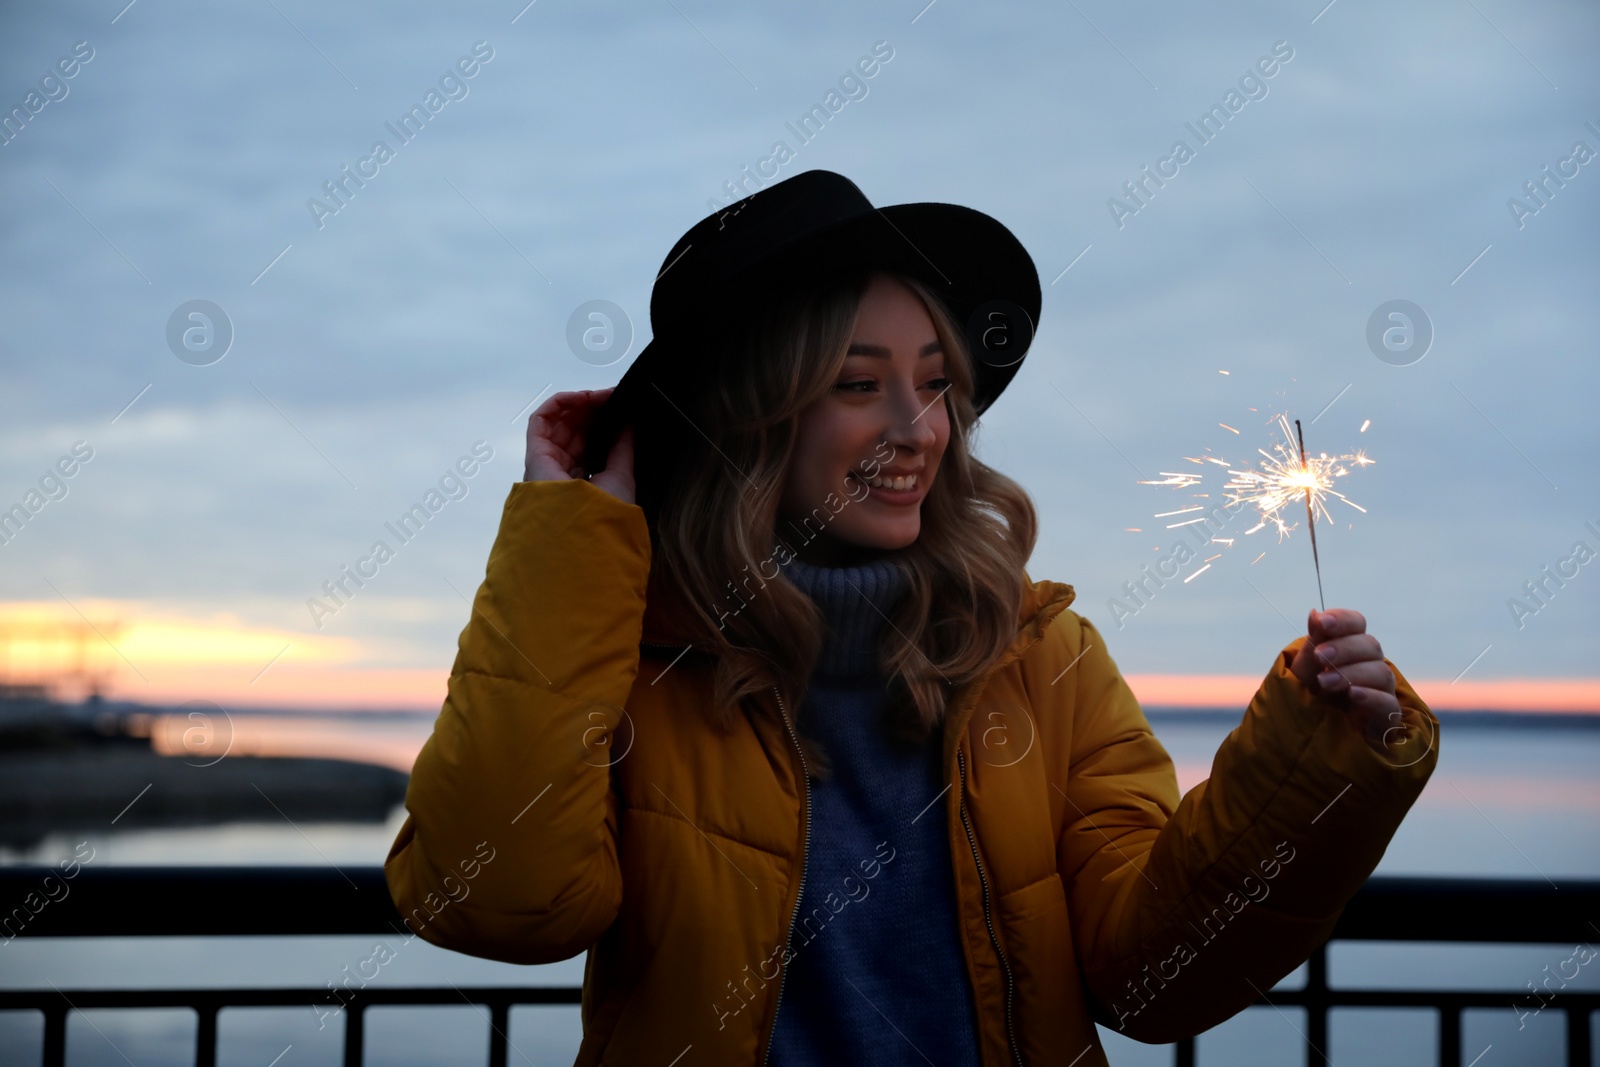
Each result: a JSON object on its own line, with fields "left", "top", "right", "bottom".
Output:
{"left": 1294, "top": 418, "right": 1327, "bottom": 612}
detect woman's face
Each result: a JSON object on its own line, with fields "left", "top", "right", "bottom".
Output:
{"left": 778, "top": 272, "right": 952, "bottom": 565}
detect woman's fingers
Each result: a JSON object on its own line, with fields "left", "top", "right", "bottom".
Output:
{"left": 605, "top": 423, "right": 635, "bottom": 480}
{"left": 524, "top": 388, "right": 617, "bottom": 482}
{"left": 1312, "top": 632, "right": 1392, "bottom": 698}
{"left": 1293, "top": 608, "right": 1371, "bottom": 689}
{"left": 1313, "top": 634, "right": 1383, "bottom": 669}
{"left": 534, "top": 388, "right": 611, "bottom": 449}
{"left": 1290, "top": 608, "right": 1400, "bottom": 705}
{"left": 588, "top": 423, "right": 637, "bottom": 506}
{"left": 1308, "top": 608, "right": 1366, "bottom": 644}
{"left": 1315, "top": 658, "right": 1396, "bottom": 695}
{"left": 1290, "top": 607, "right": 1414, "bottom": 756}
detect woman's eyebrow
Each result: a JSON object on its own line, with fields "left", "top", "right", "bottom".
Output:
{"left": 845, "top": 341, "right": 943, "bottom": 358}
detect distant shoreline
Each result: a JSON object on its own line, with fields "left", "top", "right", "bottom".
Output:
{"left": 72, "top": 698, "right": 1600, "bottom": 726}
{"left": 0, "top": 748, "right": 409, "bottom": 851}
{"left": 1143, "top": 707, "right": 1600, "bottom": 728}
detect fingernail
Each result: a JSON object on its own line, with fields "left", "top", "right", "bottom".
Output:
{"left": 1315, "top": 645, "right": 1333, "bottom": 665}
{"left": 1318, "top": 670, "right": 1340, "bottom": 687}
{"left": 1319, "top": 613, "right": 1334, "bottom": 628}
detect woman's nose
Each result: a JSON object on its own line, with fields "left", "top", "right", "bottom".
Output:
{"left": 882, "top": 384, "right": 939, "bottom": 453}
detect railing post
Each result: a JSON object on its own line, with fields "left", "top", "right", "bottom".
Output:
{"left": 489, "top": 1000, "right": 510, "bottom": 1067}
{"left": 1307, "top": 944, "right": 1329, "bottom": 1065}
{"left": 1569, "top": 1006, "right": 1592, "bottom": 1067}
{"left": 1438, "top": 1004, "right": 1460, "bottom": 1067}
{"left": 195, "top": 1003, "right": 218, "bottom": 1067}
{"left": 42, "top": 1005, "right": 66, "bottom": 1067}
{"left": 343, "top": 1002, "right": 364, "bottom": 1067}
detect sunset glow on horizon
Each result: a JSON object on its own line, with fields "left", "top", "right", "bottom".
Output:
{"left": 2, "top": 599, "right": 1594, "bottom": 716}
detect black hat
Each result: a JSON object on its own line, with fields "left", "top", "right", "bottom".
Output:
{"left": 581, "top": 169, "right": 1041, "bottom": 519}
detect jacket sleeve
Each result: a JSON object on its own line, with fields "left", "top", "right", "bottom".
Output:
{"left": 384, "top": 478, "right": 652, "bottom": 965}
{"left": 1052, "top": 612, "right": 1439, "bottom": 1042}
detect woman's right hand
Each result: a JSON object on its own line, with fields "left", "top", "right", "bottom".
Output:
{"left": 523, "top": 387, "right": 636, "bottom": 506}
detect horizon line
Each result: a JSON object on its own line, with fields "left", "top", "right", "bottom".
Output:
{"left": 19, "top": 669, "right": 1600, "bottom": 717}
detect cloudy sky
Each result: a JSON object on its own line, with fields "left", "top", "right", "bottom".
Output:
{"left": 1, "top": 0, "right": 1595, "bottom": 712}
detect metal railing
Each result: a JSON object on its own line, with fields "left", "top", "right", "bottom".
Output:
{"left": 2, "top": 867, "right": 1595, "bottom": 1066}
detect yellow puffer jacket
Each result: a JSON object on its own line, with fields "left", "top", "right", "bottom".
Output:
{"left": 385, "top": 478, "right": 1440, "bottom": 1066}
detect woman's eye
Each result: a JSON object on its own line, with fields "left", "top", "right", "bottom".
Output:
{"left": 835, "top": 377, "right": 949, "bottom": 393}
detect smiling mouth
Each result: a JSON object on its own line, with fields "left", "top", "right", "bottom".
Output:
{"left": 847, "top": 470, "right": 923, "bottom": 499}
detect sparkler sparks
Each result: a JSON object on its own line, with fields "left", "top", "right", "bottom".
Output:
{"left": 1222, "top": 413, "right": 1374, "bottom": 540}
{"left": 1137, "top": 412, "right": 1375, "bottom": 591}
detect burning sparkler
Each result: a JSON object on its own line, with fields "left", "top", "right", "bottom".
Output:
{"left": 1223, "top": 413, "right": 1373, "bottom": 537}
{"left": 1139, "top": 412, "right": 1375, "bottom": 602}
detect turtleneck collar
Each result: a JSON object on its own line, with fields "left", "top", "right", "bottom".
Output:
{"left": 782, "top": 553, "right": 911, "bottom": 682}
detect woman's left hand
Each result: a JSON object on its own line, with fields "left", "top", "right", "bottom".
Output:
{"left": 1288, "top": 608, "right": 1402, "bottom": 753}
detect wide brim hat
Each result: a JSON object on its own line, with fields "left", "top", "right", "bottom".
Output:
{"left": 581, "top": 169, "right": 1041, "bottom": 522}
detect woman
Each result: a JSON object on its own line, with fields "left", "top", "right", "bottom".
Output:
{"left": 386, "top": 171, "right": 1439, "bottom": 1066}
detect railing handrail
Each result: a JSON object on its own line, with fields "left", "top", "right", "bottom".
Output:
{"left": 4, "top": 866, "right": 1597, "bottom": 942}
{"left": 3, "top": 869, "right": 1596, "bottom": 1067}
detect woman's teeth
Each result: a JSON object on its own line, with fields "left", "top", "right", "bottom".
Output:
{"left": 860, "top": 472, "right": 916, "bottom": 491}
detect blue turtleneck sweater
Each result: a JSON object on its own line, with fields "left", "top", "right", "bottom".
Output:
{"left": 767, "top": 553, "right": 982, "bottom": 1067}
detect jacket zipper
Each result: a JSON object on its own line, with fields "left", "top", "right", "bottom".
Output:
{"left": 639, "top": 650, "right": 1006, "bottom": 1064}
{"left": 761, "top": 685, "right": 809, "bottom": 1067}
{"left": 958, "top": 747, "right": 1023, "bottom": 1067}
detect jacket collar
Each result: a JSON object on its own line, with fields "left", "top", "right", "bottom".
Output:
{"left": 939, "top": 574, "right": 1077, "bottom": 771}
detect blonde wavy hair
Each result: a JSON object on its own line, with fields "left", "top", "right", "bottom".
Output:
{"left": 647, "top": 265, "right": 1039, "bottom": 774}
